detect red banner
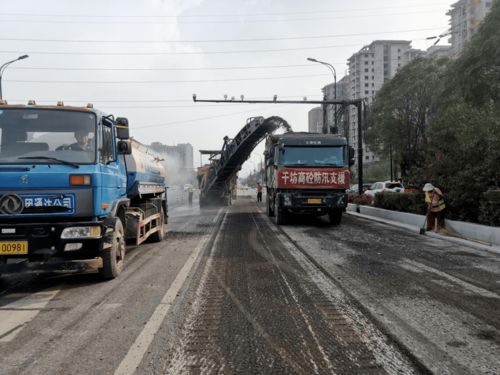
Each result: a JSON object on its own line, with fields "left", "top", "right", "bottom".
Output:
{"left": 277, "top": 168, "right": 350, "bottom": 189}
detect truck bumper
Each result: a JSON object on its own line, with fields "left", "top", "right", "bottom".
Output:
{"left": 280, "top": 192, "right": 347, "bottom": 215}
{"left": 0, "top": 220, "right": 106, "bottom": 263}
{"left": 0, "top": 257, "right": 103, "bottom": 275}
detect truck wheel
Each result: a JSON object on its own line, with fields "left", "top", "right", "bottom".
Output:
{"left": 100, "top": 218, "right": 126, "bottom": 280}
{"left": 149, "top": 208, "right": 165, "bottom": 243}
{"left": 328, "top": 209, "right": 343, "bottom": 225}
{"left": 274, "top": 200, "right": 287, "bottom": 225}
{"left": 266, "top": 194, "right": 275, "bottom": 217}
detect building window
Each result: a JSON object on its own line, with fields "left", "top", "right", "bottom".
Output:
{"left": 364, "top": 76, "right": 369, "bottom": 80}
{"left": 365, "top": 68, "right": 369, "bottom": 72}
{"left": 365, "top": 61, "right": 369, "bottom": 65}
{"left": 365, "top": 90, "right": 369, "bottom": 95}
{"left": 365, "top": 83, "right": 369, "bottom": 87}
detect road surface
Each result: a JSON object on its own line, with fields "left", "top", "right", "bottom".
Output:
{"left": 0, "top": 195, "right": 499, "bottom": 374}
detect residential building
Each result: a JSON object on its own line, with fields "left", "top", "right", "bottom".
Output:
{"left": 346, "top": 40, "right": 421, "bottom": 165}
{"left": 447, "top": 0, "right": 493, "bottom": 57}
{"left": 307, "top": 107, "right": 323, "bottom": 133}
{"left": 323, "top": 75, "right": 350, "bottom": 137}
{"left": 426, "top": 45, "right": 453, "bottom": 59}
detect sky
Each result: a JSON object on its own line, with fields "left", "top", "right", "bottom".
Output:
{"left": 0, "top": 0, "right": 456, "bottom": 177}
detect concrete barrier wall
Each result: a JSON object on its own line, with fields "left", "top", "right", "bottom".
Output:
{"left": 347, "top": 204, "right": 500, "bottom": 246}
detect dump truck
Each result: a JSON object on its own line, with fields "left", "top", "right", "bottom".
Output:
{"left": 0, "top": 101, "right": 167, "bottom": 279}
{"left": 264, "top": 132, "right": 354, "bottom": 225}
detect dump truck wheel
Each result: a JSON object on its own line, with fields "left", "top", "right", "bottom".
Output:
{"left": 149, "top": 208, "right": 165, "bottom": 243}
{"left": 266, "top": 194, "right": 275, "bottom": 217}
{"left": 100, "top": 219, "right": 126, "bottom": 280}
{"left": 328, "top": 209, "right": 343, "bottom": 225}
{"left": 274, "top": 200, "right": 287, "bottom": 225}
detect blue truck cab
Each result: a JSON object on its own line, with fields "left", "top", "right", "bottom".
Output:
{"left": 0, "top": 102, "right": 167, "bottom": 279}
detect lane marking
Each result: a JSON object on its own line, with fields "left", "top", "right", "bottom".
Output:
{"left": 0, "top": 289, "right": 60, "bottom": 342}
{"left": 402, "top": 259, "right": 500, "bottom": 299}
{"left": 114, "top": 208, "right": 223, "bottom": 375}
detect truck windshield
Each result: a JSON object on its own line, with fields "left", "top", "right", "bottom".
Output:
{"left": 0, "top": 108, "right": 96, "bottom": 164}
{"left": 281, "top": 146, "right": 345, "bottom": 167}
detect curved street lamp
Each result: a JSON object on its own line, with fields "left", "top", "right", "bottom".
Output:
{"left": 307, "top": 57, "right": 337, "bottom": 133}
{"left": 0, "top": 54, "right": 29, "bottom": 100}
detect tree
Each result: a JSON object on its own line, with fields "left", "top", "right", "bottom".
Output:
{"left": 365, "top": 58, "right": 449, "bottom": 178}
{"left": 422, "top": 102, "right": 500, "bottom": 223}
{"left": 450, "top": 0, "right": 500, "bottom": 106}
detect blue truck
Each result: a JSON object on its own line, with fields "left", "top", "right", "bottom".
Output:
{"left": 0, "top": 101, "right": 167, "bottom": 279}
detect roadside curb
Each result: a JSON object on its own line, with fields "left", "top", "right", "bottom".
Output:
{"left": 346, "top": 210, "right": 500, "bottom": 256}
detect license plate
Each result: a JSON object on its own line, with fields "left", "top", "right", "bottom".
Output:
{"left": 307, "top": 198, "right": 322, "bottom": 204}
{"left": 0, "top": 241, "right": 28, "bottom": 255}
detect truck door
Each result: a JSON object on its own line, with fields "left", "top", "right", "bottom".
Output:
{"left": 99, "top": 120, "right": 126, "bottom": 214}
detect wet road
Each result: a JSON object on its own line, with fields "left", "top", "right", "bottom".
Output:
{"left": 0, "top": 195, "right": 499, "bottom": 374}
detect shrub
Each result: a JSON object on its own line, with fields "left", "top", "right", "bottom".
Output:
{"left": 478, "top": 190, "right": 500, "bottom": 226}
{"left": 349, "top": 194, "right": 373, "bottom": 205}
{"left": 373, "top": 192, "right": 426, "bottom": 215}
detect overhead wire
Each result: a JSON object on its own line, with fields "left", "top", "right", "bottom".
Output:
{"left": 0, "top": 28, "right": 443, "bottom": 44}
{"left": 134, "top": 105, "right": 290, "bottom": 129}
{"left": 0, "top": 3, "right": 451, "bottom": 18}
{"left": 0, "top": 9, "right": 446, "bottom": 25}
{"left": 5, "top": 73, "right": 331, "bottom": 84}
{"left": 0, "top": 39, "right": 434, "bottom": 56}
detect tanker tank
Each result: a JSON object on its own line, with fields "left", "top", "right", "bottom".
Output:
{"left": 124, "top": 139, "right": 166, "bottom": 197}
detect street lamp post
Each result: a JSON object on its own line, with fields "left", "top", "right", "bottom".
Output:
{"left": 0, "top": 55, "right": 29, "bottom": 100}
{"left": 307, "top": 57, "right": 337, "bottom": 134}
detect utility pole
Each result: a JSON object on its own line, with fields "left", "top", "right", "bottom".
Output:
{"left": 192, "top": 94, "right": 364, "bottom": 196}
{"left": 0, "top": 55, "right": 29, "bottom": 100}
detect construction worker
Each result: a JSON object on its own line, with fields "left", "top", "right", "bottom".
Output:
{"left": 257, "top": 182, "right": 263, "bottom": 203}
{"left": 423, "top": 183, "right": 446, "bottom": 232}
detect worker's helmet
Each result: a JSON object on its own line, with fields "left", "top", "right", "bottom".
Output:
{"left": 423, "top": 183, "right": 434, "bottom": 192}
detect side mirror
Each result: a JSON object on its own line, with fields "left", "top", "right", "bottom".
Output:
{"left": 117, "top": 140, "right": 132, "bottom": 155}
{"left": 116, "top": 117, "right": 130, "bottom": 140}
{"left": 348, "top": 146, "right": 355, "bottom": 166}
{"left": 263, "top": 150, "right": 270, "bottom": 158}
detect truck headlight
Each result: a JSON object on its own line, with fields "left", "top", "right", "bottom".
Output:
{"left": 283, "top": 194, "right": 292, "bottom": 207}
{"left": 61, "top": 226, "right": 101, "bottom": 239}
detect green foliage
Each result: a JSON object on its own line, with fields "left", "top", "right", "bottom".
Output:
{"left": 422, "top": 103, "right": 500, "bottom": 222}
{"left": 365, "top": 58, "right": 449, "bottom": 177}
{"left": 362, "top": 160, "right": 391, "bottom": 183}
{"left": 367, "top": 1, "right": 500, "bottom": 224}
{"left": 373, "top": 192, "right": 426, "bottom": 215}
{"left": 450, "top": 0, "right": 500, "bottom": 106}
{"left": 479, "top": 190, "right": 500, "bottom": 226}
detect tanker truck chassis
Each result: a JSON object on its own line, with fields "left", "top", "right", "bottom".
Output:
{"left": 0, "top": 102, "right": 167, "bottom": 279}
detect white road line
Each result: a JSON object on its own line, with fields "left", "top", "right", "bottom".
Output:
{"left": 114, "top": 208, "right": 223, "bottom": 375}
{"left": 0, "top": 289, "right": 60, "bottom": 342}
{"left": 402, "top": 259, "right": 500, "bottom": 299}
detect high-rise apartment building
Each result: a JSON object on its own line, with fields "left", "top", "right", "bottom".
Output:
{"left": 345, "top": 40, "right": 419, "bottom": 164}
{"left": 448, "top": 0, "right": 493, "bottom": 57}
{"left": 307, "top": 107, "right": 323, "bottom": 133}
